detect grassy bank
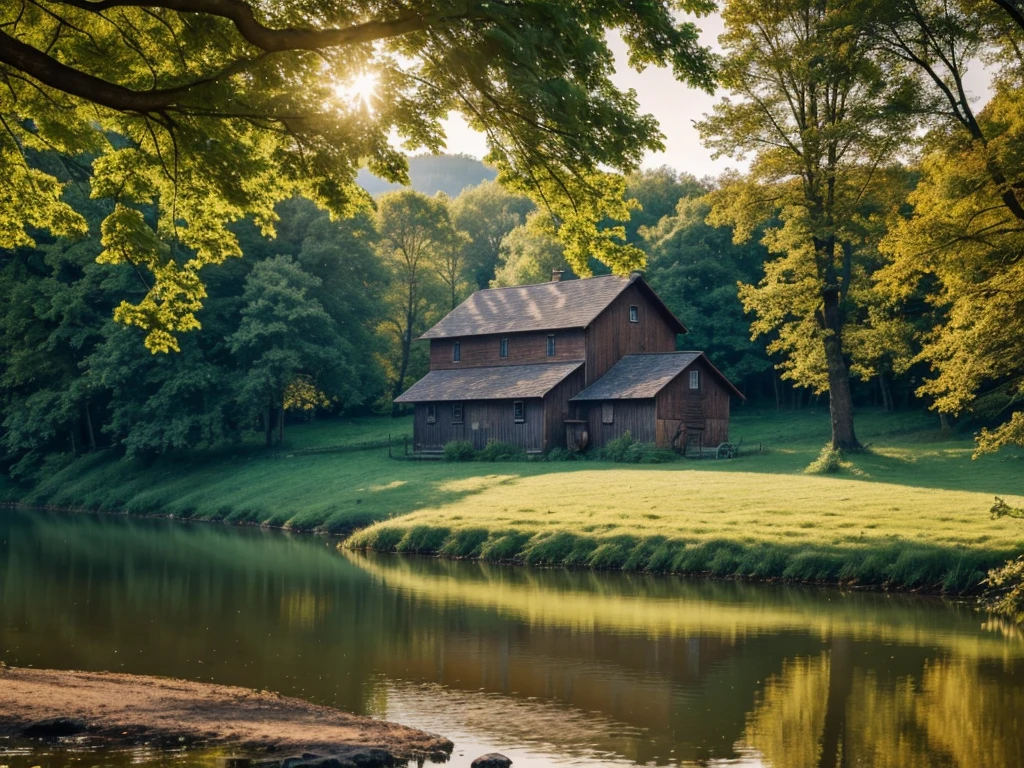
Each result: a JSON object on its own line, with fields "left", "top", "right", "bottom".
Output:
{"left": 4, "top": 408, "right": 1024, "bottom": 593}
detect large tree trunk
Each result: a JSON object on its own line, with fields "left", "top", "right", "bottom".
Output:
{"left": 821, "top": 288, "right": 861, "bottom": 451}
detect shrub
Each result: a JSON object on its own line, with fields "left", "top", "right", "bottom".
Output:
{"left": 805, "top": 445, "right": 845, "bottom": 474}
{"left": 601, "top": 431, "right": 636, "bottom": 462}
{"left": 478, "top": 439, "right": 526, "bottom": 462}
{"left": 545, "top": 447, "right": 578, "bottom": 462}
{"left": 443, "top": 440, "right": 476, "bottom": 462}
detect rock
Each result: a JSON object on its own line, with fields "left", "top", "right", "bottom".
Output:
{"left": 471, "top": 754, "right": 512, "bottom": 768}
{"left": 21, "top": 717, "right": 87, "bottom": 738}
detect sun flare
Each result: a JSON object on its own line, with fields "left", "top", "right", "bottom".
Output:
{"left": 334, "top": 72, "right": 379, "bottom": 109}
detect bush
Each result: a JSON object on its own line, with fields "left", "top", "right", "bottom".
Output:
{"left": 596, "top": 432, "right": 672, "bottom": 463}
{"left": 545, "top": 447, "right": 578, "bottom": 462}
{"left": 443, "top": 440, "right": 476, "bottom": 462}
{"left": 805, "top": 445, "right": 845, "bottom": 474}
{"left": 601, "top": 431, "right": 636, "bottom": 462}
{"left": 478, "top": 439, "right": 526, "bottom": 462}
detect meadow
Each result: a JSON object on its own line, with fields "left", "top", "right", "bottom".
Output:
{"left": 4, "top": 406, "right": 1024, "bottom": 593}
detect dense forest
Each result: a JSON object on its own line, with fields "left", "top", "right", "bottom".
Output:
{"left": 1, "top": 0, "right": 1023, "bottom": 480}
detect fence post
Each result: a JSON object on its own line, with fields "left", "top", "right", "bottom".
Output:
{"left": 404, "top": 435, "right": 408, "bottom": 456}
{"left": 388, "top": 433, "right": 392, "bottom": 458}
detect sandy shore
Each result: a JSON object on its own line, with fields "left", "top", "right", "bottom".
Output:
{"left": 0, "top": 665, "right": 452, "bottom": 766}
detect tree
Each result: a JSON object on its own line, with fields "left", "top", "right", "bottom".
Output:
{"left": 451, "top": 180, "right": 534, "bottom": 288}
{"left": 624, "top": 167, "right": 706, "bottom": 242}
{"left": 229, "top": 255, "right": 342, "bottom": 445}
{"left": 698, "top": 0, "right": 915, "bottom": 450}
{"left": 642, "top": 193, "right": 773, "bottom": 395}
{"left": 0, "top": 0, "right": 715, "bottom": 352}
{"left": 375, "top": 190, "right": 451, "bottom": 412}
{"left": 491, "top": 211, "right": 573, "bottom": 287}
{"left": 866, "top": 0, "right": 1024, "bottom": 451}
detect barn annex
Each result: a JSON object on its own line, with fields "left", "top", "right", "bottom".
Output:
{"left": 395, "top": 272, "right": 744, "bottom": 454}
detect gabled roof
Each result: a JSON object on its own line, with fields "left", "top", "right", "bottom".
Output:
{"left": 419, "top": 274, "right": 686, "bottom": 339}
{"left": 394, "top": 362, "right": 583, "bottom": 403}
{"left": 570, "top": 352, "right": 746, "bottom": 401}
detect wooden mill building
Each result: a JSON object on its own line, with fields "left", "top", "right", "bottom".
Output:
{"left": 395, "top": 272, "right": 744, "bottom": 454}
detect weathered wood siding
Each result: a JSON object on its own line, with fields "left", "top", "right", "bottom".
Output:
{"left": 654, "top": 358, "right": 731, "bottom": 445}
{"left": 430, "top": 330, "right": 585, "bottom": 370}
{"left": 541, "top": 365, "right": 586, "bottom": 451}
{"left": 413, "top": 400, "right": 545, "bottom": 452}
{"left": 583, "top": 283, "right": 679, "bottom": 385}
{"left": 584, "top": 400, "right": 657, "bottom": 447}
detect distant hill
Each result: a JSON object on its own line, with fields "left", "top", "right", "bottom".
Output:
{"left": 357, "top": 154, "right": 497, "bottom": 198}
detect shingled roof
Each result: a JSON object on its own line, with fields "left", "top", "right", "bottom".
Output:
{"left": 419, "top": 274, "right": 685, "bottom": 339}
{"left": 394, "top": 362, "right": 583, "bottom": 403}
{"left": 570, "top": 352, "right": 745, "bottom": 401}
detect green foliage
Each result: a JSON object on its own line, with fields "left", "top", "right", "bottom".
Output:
{"left": 443, "top": 440, "right": 476, "bottom": 462}
{"left": 491, "top": 211, "right": 572, "bottom": 287}
{"left": 643, "top": 192, "right": 772, "bottom": 390}
{"left": 805, "top": 446, "right": 846, "bottom": 475}
{"left": 596, "top": 432, "right": 673, "bottom": 463}
{"left": 544, "top": 447, "right": 579, "bottom": 462}
{"left": 0, "top": 0, "right": 715, "bottom": 350}
{"left": 477, "top": 440, "right": 527, "bottom": 462}
{"left": 450, "top": 180, "right": 534, "bottom": 288}
{"left": 991, "top": 497, "right": 1024, "bottom": 520}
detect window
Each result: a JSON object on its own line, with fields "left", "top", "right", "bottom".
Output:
{"left": 452, "top": 341, "right": 461, "bottom": 362}
{"left": 629, "top": 305, "right": 639, "bottom": 323}
{"left": 546, "top": 334, "right": 556, "bottom": 357}
{"left": 689, "top": 370, "right": 700, "bottom": 390}
{"left": 513, "top": 400, "right": 525, "bottom": 423}
{"left": 602, "top": 402, "right": 614, "bottom": 424}
{"left": 452, "top": 402, "right": 463, "bottom": 423}
{"left": 426, "top": 404, "right": 437, "bottom": 424}
{"left": 500, "top": 338, "right": 509, "bottom": 358}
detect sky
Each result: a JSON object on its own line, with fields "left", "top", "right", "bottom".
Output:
{"left": 433, "top": 11, "right": 994, "bottom": 180}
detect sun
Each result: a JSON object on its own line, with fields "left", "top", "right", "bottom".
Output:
{"left": 334, "top": 72, "right": 379, "bottom": 110}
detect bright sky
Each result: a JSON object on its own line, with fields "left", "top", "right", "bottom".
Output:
{"left": 435, "top": 12, "right": 994, "bottom": 180}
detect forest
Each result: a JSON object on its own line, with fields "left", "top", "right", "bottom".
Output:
{"left": 1, "top": 0, "right": 1022, "bottom": 478}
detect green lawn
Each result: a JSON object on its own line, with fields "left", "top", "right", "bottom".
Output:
{"left": 5, "top": 407, "right": 1024, "bottom": 593}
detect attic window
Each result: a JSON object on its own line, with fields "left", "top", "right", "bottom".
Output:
{"left": 452, "top": 341, "right": 461, "bottom": 362}
{"left": 629, "top": 305, "right": 639, "bottom": 323}
{"left": 546, "top": 334, "right": 556, "bottom": 357}
{"left": 426, "top": 404, "right": 437, "bottom": 424}
{"left": 513, "top": 400, "right": 525, "bottom": 423}
{"left": 690, "top": 370, "right": 700, "bottom": 390}
{"left": 602, "top": 403, "right": 614, "bottom": 424}
{"left": 500, "top": 338, "right": 509, "bottom": 358}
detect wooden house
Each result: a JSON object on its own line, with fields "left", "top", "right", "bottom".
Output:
{"left": 570, "top": 352, "right": 746, "bottom": 451}
{"left": 395, "top": 272, "right": 743, "bottom": 454}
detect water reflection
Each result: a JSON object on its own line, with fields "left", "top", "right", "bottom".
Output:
{"left": 1, "top": 509, "right": 1023, "bottom": 767}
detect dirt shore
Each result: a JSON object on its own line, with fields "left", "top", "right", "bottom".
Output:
{"left": 0, "top": 666, "right": 452, "bottom": 767}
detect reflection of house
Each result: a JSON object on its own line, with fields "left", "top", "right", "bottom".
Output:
{"left": 395, "top": 271, "right": 744, "bottom": 453}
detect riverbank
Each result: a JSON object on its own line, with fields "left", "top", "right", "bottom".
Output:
{"left": 0, "top": 665, "right": 452, "bottom": 767}
{"left": 3, "top": 408, "right": 1023, "bottom": 594}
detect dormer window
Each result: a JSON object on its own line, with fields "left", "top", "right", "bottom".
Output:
{"left": 546, "top": 334, "right": 556, "bottom": 357}
{"left": 500, "top": 338, "right": 509, "bottom": 358}
{"left": 690, "top": 370, "right": 700, "bottom": 390}
{"left": 452, "top": 341, "right": 461, "bottom": 362}
{"left": 629, "top": 305, "right": 639, "bottom": 323}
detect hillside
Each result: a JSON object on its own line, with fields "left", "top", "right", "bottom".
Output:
{"left": 357, "top": 154, "right": 497, "bottom": 197}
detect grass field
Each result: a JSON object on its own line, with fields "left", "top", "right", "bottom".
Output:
{"left": 4, "top": 407, "right": 1024, "bottom": 593}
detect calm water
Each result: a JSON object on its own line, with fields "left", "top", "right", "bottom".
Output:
{"left": 2, "top": 509, "right": 1024, "bottom": 767}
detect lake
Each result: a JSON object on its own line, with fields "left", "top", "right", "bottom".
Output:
{"left": 1, "top": 508, "right": 1023, "bottom": 767}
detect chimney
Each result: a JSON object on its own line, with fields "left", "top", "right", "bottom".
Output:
{"left": 551, "top": 269, "right": 564, "bottom": 282}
